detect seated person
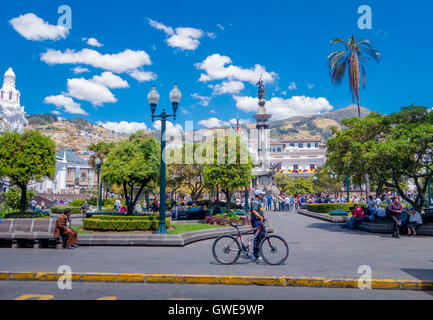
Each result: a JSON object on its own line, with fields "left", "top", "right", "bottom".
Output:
{"left": 375, "top": 206, "right": 387, "bottom": 221}
{"left": 341, "top": 206, "right": 365, "bottom": 230}
{"left": 213, "top": 205, "right": 222, "bottom": 215}
{"left": 407, "top": 208, "right": 423, "bottom": 236}
{"left": 87, "top": 206, "right": 97, "bottom": 213}
{"left": 170, "top": 204, "right": 179, "bottom": 220}
{"left": 54, "top": 209, "right": 79, "bottom": 249}
{"left": 362, "top": 207, "right": 374, "bottom": 222}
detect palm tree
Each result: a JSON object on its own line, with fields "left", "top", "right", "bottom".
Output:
{"left": 328, "top": 35, "right": 381, "bottom": 199}
{"left": 328, "top": 35, "right": 381, "bottom": 118}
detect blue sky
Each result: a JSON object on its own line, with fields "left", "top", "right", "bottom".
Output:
{"left": 2, "top": 0, "right": 432, "bottom": 133}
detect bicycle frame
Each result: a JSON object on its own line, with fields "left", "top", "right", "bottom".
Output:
{"left": 232, "top": 223, "right": 266, "bottom": 254}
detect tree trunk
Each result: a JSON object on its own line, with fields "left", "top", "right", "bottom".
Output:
{"left": 225, "top": 190, "right": 231, "bottom": 214}
{"left": 19, "top": 184, "right": 27, "bottom": 214}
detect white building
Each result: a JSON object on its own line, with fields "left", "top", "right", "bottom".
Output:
{"left": 269, "top": 139, "right": 326, "bottom": 175}
{"left": 0, "top": 67, "right": 28, "bottom": 132}
{"left": 31, "top": 149, "right": 97, "bottom": 196}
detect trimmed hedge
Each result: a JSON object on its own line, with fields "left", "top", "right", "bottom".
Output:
{"left": 50, "top": 206, "right": 112, "bottom": 214}
{"left": 70, "top": 200, "right": 85, "bottom": 207}
{"left": 3, "top": 212, "right": 49, "bottom": 219}
{"left": 83, "top": 217, "right": 170, "bottom": 231}
{"left": 91, "top": 215, "right": 158, "bottom": 221}
{"left": 307, "top": 203, "right": 366, "bottom": 213}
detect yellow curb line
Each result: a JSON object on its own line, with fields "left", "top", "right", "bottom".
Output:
{"left": 0, "top": 271, "right": 432, "bottom": 291}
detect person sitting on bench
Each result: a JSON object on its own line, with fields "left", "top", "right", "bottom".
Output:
{"left": 54, "top": 209, "right": 79, "bottom": 249}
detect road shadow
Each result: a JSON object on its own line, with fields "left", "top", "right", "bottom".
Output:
{"left": 400, "top": 268, "right": 433, "bottom": 296}
{"left": 305, "top": 222, "right": 396, "bottom": 239}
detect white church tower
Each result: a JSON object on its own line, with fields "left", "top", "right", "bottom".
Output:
{"left": 0, "top": 67, "right": 28, "bottom": 132}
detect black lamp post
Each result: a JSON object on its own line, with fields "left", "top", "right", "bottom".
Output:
{"left": 423, "top": 149, "right": 432, "bottom": 208}
{"left": 147, "top": 84, "right": 181, "bottom": 234}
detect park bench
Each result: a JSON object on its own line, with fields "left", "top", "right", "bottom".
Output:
{"left": 0, "top": 219, "right": 67, "bottom": 249}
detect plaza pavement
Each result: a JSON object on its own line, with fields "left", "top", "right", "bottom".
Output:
{"left": 0, "top": 212, "right": 432, "bottom": 282}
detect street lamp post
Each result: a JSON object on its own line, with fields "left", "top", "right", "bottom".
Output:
{"left": 423, "top": 149, "right": 432, "bottom": 207}
{"left": 95, "top": 157, "right": 102, "bottom": 213}
{"left": 148, "top": 84, "right": 181, "bottom": 234}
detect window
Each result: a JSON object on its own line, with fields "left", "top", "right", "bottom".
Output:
{"left": 9, "top": 91, "right": 12, "bottom": 100}
{"left": 293, "top": 164, "right": 299, "bottom": 170}
{"left": 298, "top": 143, "right": 303, "bottom": 148}
{"left": 290, "top": 143, "right": 295, "bottom": 147}
{"left": 277, "top": 147, "right": 282, "bottom": 152}
{"left": 310, "top": 164, "right": 316, "bottom": 170}
{"left": 80, "top": 173, "right": 87, "bottom": 182}
{"left": 307, "top": 143, "right": 311, "bottom": 148}
{"left": 315, "top": 142, "right": 319, "bottom": 148}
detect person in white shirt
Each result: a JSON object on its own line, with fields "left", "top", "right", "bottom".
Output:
{"left": 407, "top": 209, "right": 423, "bottom": 236}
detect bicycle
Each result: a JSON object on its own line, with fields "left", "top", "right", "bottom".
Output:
{"left": 212, "top": 219, "right": 289, "bottom": 265}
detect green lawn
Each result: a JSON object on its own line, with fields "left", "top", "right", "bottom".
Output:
{"left": 71, "top": 226, "right": 92, "bottom": 234}
{"left": 168, "top": 224, "right": 226, "bottom": 234}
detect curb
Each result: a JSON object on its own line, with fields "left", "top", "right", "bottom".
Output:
{"left": 0, "top": 271, "right": 432, "bottom": 291}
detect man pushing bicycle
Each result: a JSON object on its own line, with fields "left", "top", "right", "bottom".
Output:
{"left": 251, "top": 190, "right": 266, "bottom": 261}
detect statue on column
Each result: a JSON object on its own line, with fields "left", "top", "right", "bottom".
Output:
{"left": 256, "top": 75, "right": 266, "bottom": 101}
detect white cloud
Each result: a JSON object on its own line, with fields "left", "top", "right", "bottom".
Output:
{"left": 229, "top": 118, "right": 249, "bottom": 126}
{"left": 181, "top": 107, "right": 189, "bottom": 115}
{"left": 148, "top": 19, "right": 204, "bottom": 51}
{"left": 43, "top": 95, "right": 88, "bottom": 115}
{"left": 83, "top": 37, "right": 103, "bottom": 47}
{"left": 217, "top": 24, "right": 225, "bottom": 31}
{"left": 91, "top": 72, "right": 129, "bottom": 89}
{"left": 97, "top": 121, "right": 147, "bottom": 134}
{"left": 41, "top": 48, "right": 152, "bottom": 73}
{"left": 198, "top": 117, "right": 230, "bottom": 128}
{"left": 288, "top": 82, "right": 297, "bottom": 90}
{"left": 9, "top": 13, "right": 69, "bottom": 41}
{"left": 67, "top": 78, "right": 117, "bottom": 106}
{"left": 71, "top": 66, "right": 90, "bottom": 74}
{"left": 191, "top": 93, "right": 212, "bottom": 106}
{"left": 210, "top": 81, "right": 245, "bottom": 95}
{"left": 207, "top": 32, "right": 216, "bottom": 39}
{"left": 307, "top": 83, "right": 315, "bottom": 89}
{"left": 233, "top": 95, "right": 333, "bottom": 120}
{"left": 210, "top": 109, "right": 217, "bottom": 114}
{"left": 52, "top": 110, "right": 61, "bottom": 115}
{"left": 195, "top": 54, "right": 278, "bottom": 84}
{"left": 153, "top": 120, "right": 183, "bottom": 134}
{"left": 127, "top": 69, "right": 157, "bottom": 82}
{"left": 281, "top": 91, "right": 287, "bottom": 96}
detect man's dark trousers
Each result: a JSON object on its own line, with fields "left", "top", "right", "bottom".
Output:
{"left": 252, "top": 221, "right": 266, "bottom": 258}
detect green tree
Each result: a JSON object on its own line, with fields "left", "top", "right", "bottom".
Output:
{"left": 274, "top": 173, "right": 293, "bottom": 194}
{"left": 203, "top": 134, "right": 252, "bottom": 213}
{"left": 5, "top": 187, "right": 35, "bottom": 210}
{"left": 315, "top": 167, "right": 343, "bottom": 196}
{"left": 326, "top": 106, "right": 433, "bottom": 211}
{"left": 329, "top": 35, "right": 381, "bottom": 199}
{"left": 285, "top": 177, "right": 315, "bottom": 196}
{"left": 0, "top": 130, "right": 56, "bottom": 214}
{"left": 101, "top": 131, "right": 160, "bottom": 214}
{"left": 167, "top": 143, "right": 204, "bottom": 202}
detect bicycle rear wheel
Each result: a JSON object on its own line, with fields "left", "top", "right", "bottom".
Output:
{"left": 259, "top": 235, "right": 289, "bottom": 265}
{"left": 212, "top": 235, "right": 241, "bottom": 265}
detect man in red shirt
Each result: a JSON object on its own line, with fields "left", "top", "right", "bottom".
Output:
{"left": 341, "top": 205, "right": 365, "bottom": 229}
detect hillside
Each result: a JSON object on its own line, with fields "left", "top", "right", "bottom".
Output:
{"left": 27, "top": 116, "right": 127, "bottom": 155}
{"left": 26, "top": 105, "right": 370, "bottom": 154}
{"left": 267, "top": 105, "right": 370, "bottom": 140}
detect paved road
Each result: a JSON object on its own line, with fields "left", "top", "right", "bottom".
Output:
{"left": 1, "top": 212, "right": 432, "bottom": 281}
{"left": 1, "top": 281, "right": 432, "bottom": 300}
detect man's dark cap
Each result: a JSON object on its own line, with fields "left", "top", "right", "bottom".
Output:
{"left": 64, "top": 208, "right": 72, "bottom": 214}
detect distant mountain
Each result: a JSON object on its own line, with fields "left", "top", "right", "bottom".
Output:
{"left": 26, "top": 105, "right": 370, "bottom": 153}
{"left": 262, "top": 105, "right": 369, "bottom": 141}
{"left": 26, "top": 116, "right": 127, "bottom": 155}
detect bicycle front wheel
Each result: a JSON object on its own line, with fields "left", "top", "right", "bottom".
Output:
{"left": 259, "top": 235, "right": 289, "bottom": 265}
{"left": 212, "top": 235, "right": 241, "bottom": 265}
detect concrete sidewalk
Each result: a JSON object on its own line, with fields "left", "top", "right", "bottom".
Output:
{"left": 1, "top": 213, "right": 432, "bottom": 282}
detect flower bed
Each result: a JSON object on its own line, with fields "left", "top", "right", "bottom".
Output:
{"left": 205, "top": 214, "right": 250, "bottom": 226}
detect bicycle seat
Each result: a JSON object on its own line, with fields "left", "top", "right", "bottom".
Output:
{"left": 231, "top": 223, "right": 243, "bottom": 228}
